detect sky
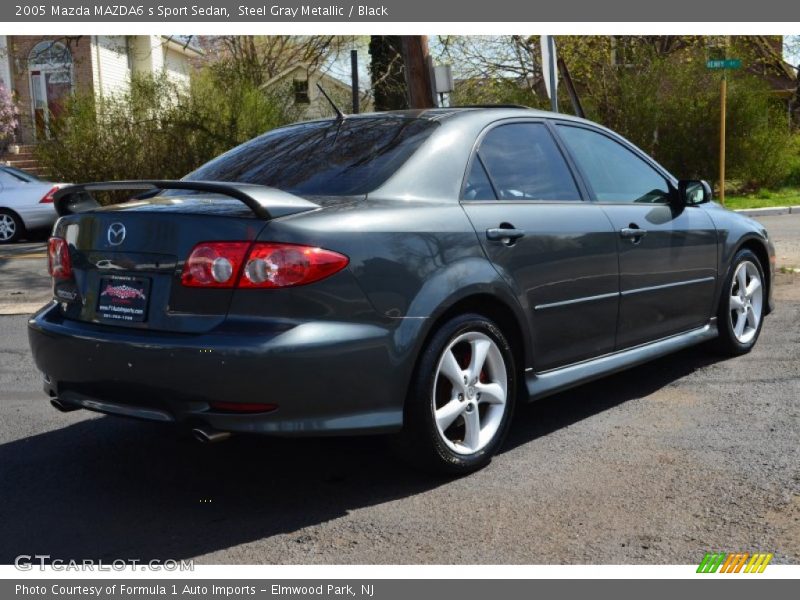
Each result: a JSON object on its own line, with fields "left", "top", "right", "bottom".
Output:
{"left": 784, "top": 35, "right": 799, "bottom": 67}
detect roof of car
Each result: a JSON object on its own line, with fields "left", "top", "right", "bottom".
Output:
{"left": 350, "top": 106, "right": 539, "bottom": 119}
{"left": 277, "top": 106, "right": 596, "bottom": 135}
{"left": 341, "top": 105, "right": 591, "bottom": 125}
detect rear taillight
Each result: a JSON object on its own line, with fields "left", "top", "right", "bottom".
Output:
{"left": 181, "top": 242, "right": 349, "bottom": 289}
{"left": 47, "top": 237, "right": 72, "bottom": 280}
{"left": 240, "top": 243, "right": 349, "bottom": 288}
{"left": 181, "top": 242, "right": 250, "bottom": 288}
{"left": 39, "top": 186, "right": 60, "bottom": 204}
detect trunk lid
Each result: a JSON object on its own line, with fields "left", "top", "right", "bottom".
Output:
{"left": 52, "top": 193, "right": 317, "bottom": 333}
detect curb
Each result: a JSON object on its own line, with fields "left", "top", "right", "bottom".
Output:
{"left": 734, "top": 206, "right": 797, "bottom": 217}
{"left": 0, "top": 302, "right": 46, "bottom": 316}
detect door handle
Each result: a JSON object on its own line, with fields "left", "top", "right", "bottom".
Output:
{"left": 486, "top": 227, "right": 525, "bottom": 244}
{"left": 619, "top": 227, "right": 648, "bottom": 241}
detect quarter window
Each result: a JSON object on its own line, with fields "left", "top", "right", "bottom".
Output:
{"left": 468, "top": 123, "right": 580, "bottom": 201}
{"left": 557, "top": 125, "right": 671, "bottom": 204}
{"left": 463, "top": 157, "right": 496, "bottom": 200}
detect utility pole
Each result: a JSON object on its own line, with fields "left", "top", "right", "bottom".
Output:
{"left": 558, "top": 57, "right": 584, "bottom": 118}
{"left": 719, "top": 36, "right": 730, "bottom": 207}
{"left": 719, "top": 71, "right": 727, "bottom": 206}
{"left": 540, "top": 35, "right": 558, "bottom": 113}
{"left": 400, "top": 36, "right": 435, "bottom": 109}
{"left": 707, "top": 38, "right": 741, "bottom": 207}
{"left": 350, "top": 49, "right": 360, "bottom": 114}
{"left": 547, "top": 36, "right": 558, "bottom": 113}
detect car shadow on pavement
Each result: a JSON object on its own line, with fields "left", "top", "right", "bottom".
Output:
{"left": 0, "top": 343, "right": 724, "bottom": 564}
{"left": 503, "top": 342, "right": 723, "bottom": 452}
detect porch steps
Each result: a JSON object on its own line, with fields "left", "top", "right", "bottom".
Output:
{"left": 0, "top": 144, "right": 50, "bottom": 178}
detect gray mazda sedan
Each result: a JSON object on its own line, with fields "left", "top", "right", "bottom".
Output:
{"left": 28, "top": 107, "right": 774, "bottom": 473}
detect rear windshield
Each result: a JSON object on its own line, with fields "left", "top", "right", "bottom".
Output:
{"left": 184, "top": 117, "right": 438, "bottom": 196}
{"left": 2, "top": 166, "right": 41, "bottom": 182}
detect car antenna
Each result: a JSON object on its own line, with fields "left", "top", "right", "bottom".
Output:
{"left": 316, "top": 83, "right": 346, "bottom": 120}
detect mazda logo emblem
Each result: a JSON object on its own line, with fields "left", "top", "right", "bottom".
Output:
{"left": 107, "top": 223, "right": 126, "bottom": 246}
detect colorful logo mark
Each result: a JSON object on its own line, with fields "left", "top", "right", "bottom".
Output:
{"left": 697, "top": 552, "right": 773, "bottom": 573}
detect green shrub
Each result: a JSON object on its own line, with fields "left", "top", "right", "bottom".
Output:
{"left": 583, "top": 58, "right": 797, "bottom": 190}
{"left": 783, "top": 136, "right": 800, "bottom": 186}
{"left": 451, "top": 78, "right": 549, "bottom": 110}
{"left": 36, "top": 71, "right": 303, "bottom": 185}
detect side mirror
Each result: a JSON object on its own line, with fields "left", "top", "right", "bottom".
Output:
{"left": 678, "top": 180, "right": 712, "bottom": 206}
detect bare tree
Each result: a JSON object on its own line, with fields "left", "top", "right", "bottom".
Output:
{"left": 434, "top": 35, "right": 542, "bottom": 93}
{"left": 201, "top": 36, "right": 347, "bottom": 87}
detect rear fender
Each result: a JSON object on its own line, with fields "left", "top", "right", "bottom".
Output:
{"left": 387, "top": 257, "right": 532, "bottom": 394}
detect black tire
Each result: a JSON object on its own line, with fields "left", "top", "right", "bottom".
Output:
{"left": 394, "top": 313, "right": 517, "bottom": 475}
{"left": 714, "top": 248, "right": 766, "bottom": 356}
{"left": 0, "top": 209, "right": 25, "bottom": 244}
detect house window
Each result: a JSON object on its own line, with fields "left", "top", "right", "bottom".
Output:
{"left": 293, "top": 79, "right": 310, "bottom": 104}
{"left": 28, "top": 40, "right": 74, "bottom": 140}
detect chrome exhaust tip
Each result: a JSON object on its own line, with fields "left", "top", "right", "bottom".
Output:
{"left": 50, "top": 398, "right": 80, "bottom": 413}
{"left": 191, "top": 427, "right": 232, "bottom": 444}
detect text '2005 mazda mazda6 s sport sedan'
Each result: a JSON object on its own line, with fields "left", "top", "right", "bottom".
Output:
{"left": 28, "top": 107, "right": 775, "bottom": 474}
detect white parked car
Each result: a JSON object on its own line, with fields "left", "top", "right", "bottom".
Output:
{"left": 0, "top": 166, "right": 67, "bottom": 243}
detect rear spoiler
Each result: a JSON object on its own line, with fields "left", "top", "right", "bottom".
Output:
{"left": 52, "top": 180, "right": 320, "bottom": 220}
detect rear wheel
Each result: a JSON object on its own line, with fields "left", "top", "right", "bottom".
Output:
{"left": 715, "top": 249, "right": 765, "bottom": 356}
{"left": 396, "top": 313, "right": 516, "bottom": 474}
{"left": 0, "top": 210, "right": 24, "bottom": 244}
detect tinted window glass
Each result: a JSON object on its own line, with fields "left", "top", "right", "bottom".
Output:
{"left": 185, "top": 117, "right": 438, "bottom": 196}
{"left": 462, "top": 157, "right": 496, "bottom": 200}
{"left": 476, "top": 123, "right": 580, "bottom": 201}
{"left": 557, "top": 125, "right": 670, "bottom": 203}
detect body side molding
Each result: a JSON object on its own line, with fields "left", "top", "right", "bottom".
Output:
{"left": 526, "top": 319, "right": 718, "bottom": 400}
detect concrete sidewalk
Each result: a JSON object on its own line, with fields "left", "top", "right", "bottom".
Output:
{"left": 735, "top": 206, "right": 799, "bottom": 217}
{"left": 0, "top": 242, "right": 50, "bottom": 315}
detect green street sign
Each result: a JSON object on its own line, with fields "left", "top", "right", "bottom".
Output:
{"left": 706, "top": 59, "right": 742, "bottom": 70}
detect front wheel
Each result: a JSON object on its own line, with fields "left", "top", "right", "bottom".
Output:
{"left": 715, "top": 249, "right": 766, "bottom": 356}
{"left": 396, "top": 313, "right": 517, "bottom": 474}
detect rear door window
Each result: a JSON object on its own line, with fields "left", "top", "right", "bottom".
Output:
{"left": 466, "top": 122, "right": 581, "bottom": 201}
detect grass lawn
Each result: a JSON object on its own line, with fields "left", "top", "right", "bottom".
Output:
{"left": 723, "top": 187, "right": 800, "bottom": 210}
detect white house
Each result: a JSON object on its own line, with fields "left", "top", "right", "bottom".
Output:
{"left": 262, "top": 62, "right": 371, "bottom": 120}
{"left": 0, "top": 35, "right": 202, "bottom": 144}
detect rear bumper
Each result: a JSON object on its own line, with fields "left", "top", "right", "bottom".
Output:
{"left": 28, "top": 303, "right": 404, "bottom": 435}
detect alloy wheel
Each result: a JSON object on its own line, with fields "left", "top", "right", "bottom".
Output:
{"left": 729, "top": 260, "right": 763, "bottom": 345}
{"left": 0, "top": 214, "right": 16, "bottom": 242}
{"left": 432, "top": 331, "right": 508, "bottom": 455}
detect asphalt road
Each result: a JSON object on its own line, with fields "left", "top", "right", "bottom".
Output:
{"left": 0, "top": 215, "right": 798, "bottom": 565}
